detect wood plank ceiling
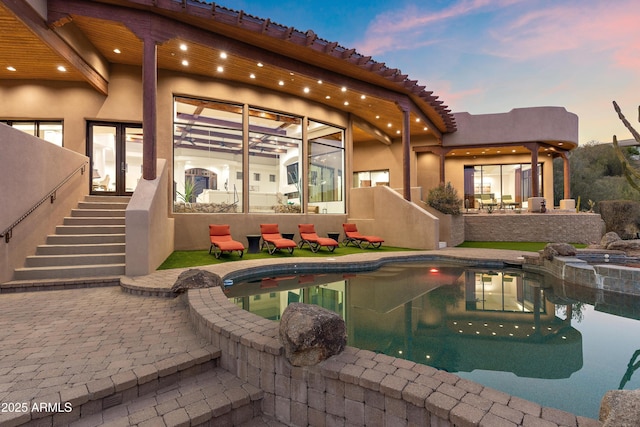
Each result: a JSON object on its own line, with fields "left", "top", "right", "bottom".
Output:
{"left": 0, "top": 0, "right": 457, "bottom": 145}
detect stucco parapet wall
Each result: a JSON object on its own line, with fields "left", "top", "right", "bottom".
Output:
{"left": 126, "top": 250, "right": 599, "bottom": 426}
{"left": 524, "top": 250, "right": 640, "bottom": 296}
{"left": 444, "top": 107, "right": 578, "bottom": 147}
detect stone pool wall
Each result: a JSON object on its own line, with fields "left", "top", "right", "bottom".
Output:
{"left": 186, "top": 283, "right": 598, "bottom": 427}
{"left": 523, "top": 251, "right": 640, "bottom": 296}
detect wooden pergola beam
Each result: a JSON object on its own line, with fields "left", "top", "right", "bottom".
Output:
{"left": 5, "top": 0, "right": 108, "bottom": 95}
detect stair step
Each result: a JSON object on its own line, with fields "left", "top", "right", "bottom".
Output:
{"left": 36, "top": 243, "right": 125, "bottom": 255}
{"left": 13, "top": 264, "right": 126, "bottom": 281}
{"left": 70, "top": 208, "right": 126, "bottom": 217}
{"left": 69, "top": 367, "right": 263, "bottom": 427}
{"left": 46, "top": 234, "right": 125, "bottom": 245}
{"left": 25, "top": 253, "right": 125, "bottom": 267}
{"left": 55, "top": 225, "right": 125, "bottom": 235}
{"left": 63, "top": 216, "right": 125, "bottom": 225}
{"left": 77, "top": 201, "right": 130, "bottom": 210}
{"left": 85, "top": 195, "right": 131, "bottom": 203}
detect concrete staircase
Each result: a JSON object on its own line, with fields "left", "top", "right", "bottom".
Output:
{"left": 10, "top": 195, "right": 130, "bottom": 284}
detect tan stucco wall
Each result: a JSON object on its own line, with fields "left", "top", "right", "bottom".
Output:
{"left": 126, "top": 159, "right": 175, "bottom": 276}
{"left": 0, "top": 65, "right": 143, "bottom": 155}
{"left": 0, "top": 124, "right": 88, "bottom": 282}
{"left": 348, "top": 186, "right": 439, "bottom": 250}
{"left": 352, "top": 134, "right": 440, "bottom": 191}
{"left": 444, "top": 107, "right": 579, "bottom": 147}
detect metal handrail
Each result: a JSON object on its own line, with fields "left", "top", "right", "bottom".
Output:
{"left": 1, "top": 162, "right": 88, "bottom": 243}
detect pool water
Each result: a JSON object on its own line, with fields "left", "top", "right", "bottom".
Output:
{"left": 226, "top": 261, "right": 640, "bottom": 419}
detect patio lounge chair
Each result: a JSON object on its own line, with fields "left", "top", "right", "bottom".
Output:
{"left": 501, "top": 194, "right": 519, "bottom": 209}
{"left": 298, "top": 224, "right": 339, "bottom": 253}
{"left": 260, "top": 223, "right": 297, "bottom": 254}
{"left": 342, "top": 223, "right": 384, "bottom": 249}
{"left": 479, "top": 194, "right": 497, "bottom": 210}
{"left": 208, "top": 224, "right": 245, "bottom": 258}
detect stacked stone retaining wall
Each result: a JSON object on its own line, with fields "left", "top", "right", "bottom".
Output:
{"left": 464, "top": 212, "right": 604, "bottom": 244}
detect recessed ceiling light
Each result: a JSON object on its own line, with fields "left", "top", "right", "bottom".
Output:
{"left": 6, "top": 66, "right": 16, "bottom": 71}
{"left": 57, "top": 65, "right": 66, "bottom": 72}
{"left": 181, "top": 60, "right": 188, "bottom": 66}
{"left": 216, "top": 66, "right": 224, "bottom": 72}
{"left": 220, "top": 52, "right": 227, "bottom": 59}
{"left": 343, "top": 101, "right": 349, "bottom": 106}
{"left": 113, "top": 48, "right": 121, "bottom": 54}
{"left": 423, "top": 126, "right": 428, "bottom": 131}
{"left": 375, "top": 115, "right": 380, "bottom": 119}
{"left": 249, "top": 73, "right": 256, "bottom": 79}
{"left": 257, "top": 62, "right": 263, "bottom": 67}
{"left": 317, "top": 80, "right": 323, "bottom": 84}
{"left": 303, "top": 87, "right": 310, "bottom": 93}
{"left": 396, "top": 130, "right": 401, "bottom": 134}
{"left": 179, "top": 44, "right": 187, "bottom": 51}
{"left": 387, "top": 123, "right": 392, "bottom": 128}
{"left": 278, "top": 80, "right": 284, "bottom": 86}
{"left": 341, "top": 87, "right": 347, "bottom": 92}
{"left": 360, "top": 95, "right": 366, "bottom": 100}
{"left": 416, "top": 118, "right": 420, "bottom": 122}
{"left": 325, "top": 95, "right": 331, "bottom": 99}
{"left": 512, "top": 149, "right": 516, "bottom": 153}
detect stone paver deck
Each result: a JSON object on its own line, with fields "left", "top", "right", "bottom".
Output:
{"left": 0, "top": 248, "right": 602, "bottom": 426}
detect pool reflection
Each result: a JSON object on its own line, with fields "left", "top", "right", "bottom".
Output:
{"left": 226, "top": 262, "right": 582, "bottom": 380}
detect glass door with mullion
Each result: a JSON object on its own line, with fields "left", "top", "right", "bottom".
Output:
{"left": 89, "top": 122, "right": 143, "bottom": 195}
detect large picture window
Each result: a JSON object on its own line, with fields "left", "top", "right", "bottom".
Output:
{"left": 308, "top": 120, "right": 344, "bottom": 213}
{"left": 248, "top": 108, "right": 302, "bottom": 213}
{"left": 173, "top": 97, "right": 243, "bottom": 212}
{"left": 464, "top": 163, "right": 543, "bottom": 210}
{"left": 173, "top": 96, "right": 346, "bottom": 214}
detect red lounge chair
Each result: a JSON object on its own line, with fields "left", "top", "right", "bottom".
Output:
{"left": 342, "top": 223, "right": 384, "bottom": 249}
{"left": 298, "top": 224, "right": 339, "bottom": 253}
{"left": 260, "top": 223, "right": 297, "bottom": 254}
{"left": 208, "top": 224, "right": 245, "bottom": 259}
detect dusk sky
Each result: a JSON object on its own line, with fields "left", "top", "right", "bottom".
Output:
{"left": 233, "top": 0, "right": 639, "bottom": 145}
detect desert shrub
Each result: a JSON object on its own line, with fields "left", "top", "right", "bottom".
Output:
{"left": 598, "top": 200, "right": 640, "bottom": 239}
{"left": 427, "top": 182, "right": 462, "bottom": 215}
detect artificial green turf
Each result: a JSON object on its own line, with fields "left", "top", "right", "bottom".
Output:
{"left": 456, "top": 241, "right": 587, "bottom": 252}
{"left": 158, "top": 244, "right": 414, "bottom": 269}
{"left": 159, "top": 241, "right": 588, "bottom": 269}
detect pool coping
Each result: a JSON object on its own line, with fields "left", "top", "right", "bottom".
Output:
{"left": 121, "top": 248, "right": 603, "bottom": 426}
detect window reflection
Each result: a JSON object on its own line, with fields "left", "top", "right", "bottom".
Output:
{"left": 248, "top": 107, "right": 302, "bottom": 213}
{"left": 173, "top": 98, "right": 243, "bottom": 212}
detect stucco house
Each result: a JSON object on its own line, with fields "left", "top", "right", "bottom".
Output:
{"left": 0, "top": 0, "right": 583, "bottom": 283}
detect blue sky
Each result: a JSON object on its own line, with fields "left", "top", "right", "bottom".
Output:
{"left": 232, "top": 0, "right": 640, "bottom": 145}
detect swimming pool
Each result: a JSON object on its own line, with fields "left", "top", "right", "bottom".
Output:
{"left": 225, "top": 261, "right": 640, "bottom": 419}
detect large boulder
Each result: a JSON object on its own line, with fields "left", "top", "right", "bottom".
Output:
{"left": 542, "top": 242, "right": 577, "bottom": 260}
{"left": 171, "top": 269, "right": 223, "bottom": 294}
{"left": 600, "top": 232, "right": 621, "bottom": 248}
{"left": 607, "top": 239, "right": 640, "bottom": 256}
{"left": 600, "top": 389, "right": 640, "bottom": 426}
{"left": 279, "top": 303, "right": 346, "bottom": 366}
